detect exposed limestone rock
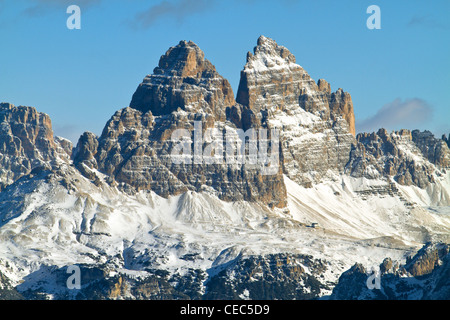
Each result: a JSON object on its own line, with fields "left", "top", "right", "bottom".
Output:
{"left": 129, "top": 40, "right": 235, "bottom": 122}
{"left": 236, "top": 36, "right": 356, "bottom": 187}
{"left": 347, "top": 128, "right": 448, "bottom": 188}
{"left": 0, "top": 103, "right": 70, "bottom": 189}
{"left": 330, "top": 242, "right": 450, "bottom": 300}
{"left": 204, "top": 253, "right": 330, "bottom": 300}
{"left": 329, "top": 88, "right": 356, "bottom": 137}
{"left": 412, "top": 130, "right": 450, "bottom": 168}
{"left": 405, "top": 242, "right": 449, "bottom": 277}
{"left": 73, "top": 131, "right": 98, "bottom": 169}
{"left": 74, "top": 39, "right": 288, "bottom": 208}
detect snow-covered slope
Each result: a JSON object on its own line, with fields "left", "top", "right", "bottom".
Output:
{"left": 0, "top": 161, "right": 448, "bottom": 298}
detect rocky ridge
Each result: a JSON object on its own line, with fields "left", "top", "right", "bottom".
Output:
{"left": 74, "top": 39, "right": 287, "bottom": 208}
{"left": 330, "top": 242, "right": 450, "bottom": 299}
{"left": 129, "top": 40, "right": 235, "bottom": 121}
{"left": 235, "top": 36, "right": 356, "bottom": 187}
{"left": 347, "top": 128, "right": 450, "bottom": 189}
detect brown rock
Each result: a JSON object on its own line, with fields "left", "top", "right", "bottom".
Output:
{"left": 0, "top": 103, "right": 69, "bottom": 188}
{"left": 329, "top": 88, "right": 356, "bottom": 137}
{"left": 129, "top": 40, "right": 235, "bottom": 122}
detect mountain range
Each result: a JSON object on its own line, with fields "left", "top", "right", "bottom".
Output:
{"left": 0, "top": 36, "right": 449, "bottom": 300}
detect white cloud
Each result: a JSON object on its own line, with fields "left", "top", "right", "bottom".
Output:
{"left": 132, "top": 0, "right": 216, "bottom": 29}
{"left": 356, "top": 98, "right": 434, "bottom": 134}
{"left": 22, "top": 0, "right": 101, "bottom": 16}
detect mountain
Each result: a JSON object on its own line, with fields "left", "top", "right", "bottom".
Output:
{"left": 331, "top": 242, "right": 450, "bottom": 299}
{"left": 0, "top": 103, "right": 71, "bottom": 190}
{"left": 0, "top": 36, "right": 449, "bottom": 300}
{"left": 74, "top": 39, "right": 286, "bottom": 208}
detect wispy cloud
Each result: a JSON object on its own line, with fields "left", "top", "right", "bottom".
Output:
{"left": 408, "top": 14, "right": 449, "bottom": 30}
{"left": 357, "top": 98, "right": 434, "bottom": 134}
{"left": 22, "top": 0, "right": 101, "bottom": 17}
{"left": 131, "top": 0, "right": 216, "bottom": 29}
{"left": 52, "top": 123, "right": 84, "bottom": 144}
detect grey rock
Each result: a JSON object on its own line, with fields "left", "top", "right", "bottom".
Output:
{"left": 330, "top": 242, "right": 450, "bottom": 300}
{"left": 0, "top": 103, "right": 70, "bottom": 190}
{"left": 347, "top": 129, "right": 448, "bottom": 188}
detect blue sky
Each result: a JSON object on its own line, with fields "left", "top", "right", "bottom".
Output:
{"left": 0, "top": 0, "right": 449, "bottom": 143}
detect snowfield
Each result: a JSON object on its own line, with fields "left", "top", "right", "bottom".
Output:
{"left": 0, "top": 163, "right": 449, "bottom": 295}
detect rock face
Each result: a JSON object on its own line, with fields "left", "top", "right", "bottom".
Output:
{"left": 236, "top": 36, "right": 356, "bottom": 187}
{"left": 74, "top": 39, "right": 287, "bottom": 208}
{"left": 13, "top": 253, "right": 330, "bottom": 300}
{"left": 330, "top": 242, "right": 450, "bottom": 300}
{"left": 129, "top": 40, "right": 235, "bottom": 122}
{"left": 347, "top": 128, "right": 450, "bottom": 188}
{"left": 443, "top": 133, "right": 450, "bottom": 148}
{"left": 204, "top": 253, "right": 331, "bottom": 300}
{"left": 236, "top": 36, "right": 355, "bottom": 135}
{"left": 329, "top": 88, "right": 356, "bottom": 137}
{"left": 0, "top": 103, "right": 71, "bottom": 190}
{"left": 411, "top": 130, "right": 450, "bottom": 168}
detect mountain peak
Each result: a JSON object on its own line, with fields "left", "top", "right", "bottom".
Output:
{"left": 154, "top": 39, "right": 215, "bottom": 78}
{"left": 244, "top": 35, "right": 296, "bottom": 72}
{"left": 129, "top": 40, "right": 234, "bottom": 117}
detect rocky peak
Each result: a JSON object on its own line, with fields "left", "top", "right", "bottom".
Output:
{"left": 405, "top": 242, "right": 449, "bottom": 277}
{"left": 236, "top": 36, "right": 355, "bottom": 137}
{"left": 154, "top": 40, "right": 212, "bottom": 78}
{"left": 0, "top": 102, "right": 71, "bottom": 189}
{"left": 442, "top": 133, "right": 450, "bottom": 148}
{"left": 329, "top": 88, "right": 356, "bottom": 136}
{"left": 129, "top": 40, "right": 235, "bottom": 121}
{"left": 331, "top": 242, "right": 450, "bottom": 300}
{"left": 73, "top": 39, "right": 289, "bottom": 208}
{"left": 244, "top": 35, "right": 297, "bottom": 70}
{"left": 236, "top": 36, "right": 317, "bottom": 114}
{"left": 235, "top": 36, "right": 356, "bottom": 187}
{"left": 317, "top": 79, "right": 331, "bottom": 94}
{"left": 348, "top": 128, "right": 447, "bottom": 188}
{"left": 412, "top": 130, "right": 450, "bottom": 168}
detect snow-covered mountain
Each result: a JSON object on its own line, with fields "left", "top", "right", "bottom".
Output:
{"left": 0, "top": 36, "right": 449, "bottom": 300}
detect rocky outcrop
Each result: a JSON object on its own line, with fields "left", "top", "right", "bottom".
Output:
{"left": 236, "top": 36, "right": 355, "bottom": 135}
{"left": 347, "top": 129, "right": 449, "bottom": 188}
{"left": 405, "top": 242, "right": 449, "bottom": 277}
{"left": 74, "top": 40, "right": 287, "bottom": 208}
{"left": 73, "top": 131, "right": 98, "bottom": 169}
{"left": 329, "top": 88, "right": 356, "bottom": 136}
{"left": 129, "top": 40, "right": 235, "bottom": 122}
{"left": 443, "top": 133, "right": 450, "bottom": 148}
{"left": 330, "top": 242, "right": 450, "bottom": 300}
{"left": 235, "top": 36, "right": 356, "bottom": 187}
{"left": 412, "top": 130, "right": 450, "bottom": 168}
{"left": 204, "top": 253, "right": 330, "bottom": 300}
{"left": 13, "top": 254, "right": 330, "bottom": 300}
{"left": 0, "top": 103, "right": 71, "bottom": 190}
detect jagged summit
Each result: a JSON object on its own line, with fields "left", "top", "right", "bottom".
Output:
{"left": 0, "top": 102, "right": 71, "bottom": 190}
{"left": 129, "top": 40, "right": 235, "bottom": 120}
{"left": 154, "top": 40, "right": 214, "bottom": 77}
{"left": 244, "top": 35, "right": 297, "bottom": 71}
{"left": 237, "top": 36, "right": 356, "bottom": 137}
